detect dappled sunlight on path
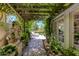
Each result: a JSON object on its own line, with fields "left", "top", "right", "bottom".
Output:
{"left": 23, "top": 32, "right": 47, "bottom": 56}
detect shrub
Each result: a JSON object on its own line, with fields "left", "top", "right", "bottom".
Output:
{"left": 50, "top": 34, "right": 63, "bottom": 54}
{"left": 21, "top": 32, "right": 30, "bottom": 45}
{"left": 62, "top": 47, "right": 76, "bottom": 56}
{"left": 73, "top": 49, "right": 79, "bottom": 56}
{"left": 0, "top": 45, "right": 17, "bottom": 56}
{"left": 50, "top": 34, "right": 79, "bottom": 56}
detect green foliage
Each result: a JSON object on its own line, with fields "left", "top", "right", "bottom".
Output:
{"left": 21, "top": 32, "right": 30, "bottom": 45}
{"left": 50, "top": 34, "right": 79, "bottom": 56}
{"left": 0, "top": 45, "right": 17, "bottom": 56}
{"left": 62, "top": 48, "right": 79, "bottom": 56}
{"left": 44, "top": 18, "right": 52, "bottom": 42}
{"left": 27, "top": 20, "right": 35, "bottom": 31}
{"left": 62, "top": 47, "right": 76, "bottom": 56}
{"left": 50, "top": 34, "right": 63, "bottom": 54}
{"left": 21, "top": 21, "right": 30, "bottom": 45}
{"left": 75, "top": 32, "right": 79, "bottom": 41}
{"left": 0, "top": 4, "right": 14, "bottom": 14}
{"left": 73, "top": 49, "right": 79, "bottom": 56}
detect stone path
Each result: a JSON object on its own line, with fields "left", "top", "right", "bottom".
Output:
{"left": 23, "top": 32, "right": 47, "bottom": 56}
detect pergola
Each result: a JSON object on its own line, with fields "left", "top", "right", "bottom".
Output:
{"left": 9, "top": 3, "right": 75, "bottom": 49}
{"left": 0, "top": 3, "right": 76, "bottom": 49}
{"left": 2, "top": 3, "right": 79, "bottom": 56}
{"left": 9, "top": 3, "right": 72, "bottom": 21}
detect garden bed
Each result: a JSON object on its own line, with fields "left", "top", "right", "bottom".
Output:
{"left": 46, "top": 34, "right": 79, "bottom": 56}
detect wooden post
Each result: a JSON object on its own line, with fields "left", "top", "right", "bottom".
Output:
{"left": 64, "top": 12, "right": 70, "bottom": 49}
{"left": 64, "top": 12, "right": 74, "bottom": 48}
{"left": 69, "top": 13, "right": 74, "bottom": 47}
{"left": 56, "top": 22, "right": 59, "bottom": 40}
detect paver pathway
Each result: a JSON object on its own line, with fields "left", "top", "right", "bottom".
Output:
{"left": 23, "top": 32, "right": 46, "bottom": 56}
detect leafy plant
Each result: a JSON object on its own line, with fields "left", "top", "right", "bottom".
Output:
{"left": 49, "top": 34, "right": 79, "bottom": 56}
{"left": 0, "top": 45, "right": 17, "bottom": 56}
{"left": 21, "top": 30, "right": 30, "bottom": 45}
{"left": 62, "top": 47, "right": 76, "bottom": 56}
{"left": 50, "top": 34, "right": 63, "bottom": 54}
{"left": 75, "top": 32, "right": 79, "bottom": 41}
{"left": 73, "top": 49, "right": 79, "bottom": 56}
{"left": 21, "top": 21, "right": 31, "bottom": 45}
